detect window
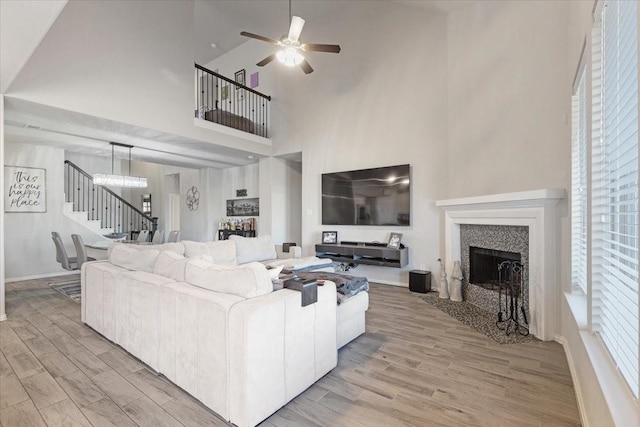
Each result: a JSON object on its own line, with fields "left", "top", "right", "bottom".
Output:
{"left": 571, "top": 62, "right": 588, "bottom": 295}
{"left": 141, "top": 194, "right": 151, "bottom": 216}
{"left": 590, "top": 0, "right": 639, "bottom": 398}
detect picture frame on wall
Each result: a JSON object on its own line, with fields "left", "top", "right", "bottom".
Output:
{"left": 322, "top": 231, "right": 338, "bottom": 244}
{"left": 227, "top": 197, "right": 259, "bottom": 216}
{"left": 387, "top": 232, "right": 403, "bottom": 249}
{"left": 4, "top": 165, "right": 47, "bottom": 213}
{"left": 235, "top": 69, "right": 246, "bottom": 87}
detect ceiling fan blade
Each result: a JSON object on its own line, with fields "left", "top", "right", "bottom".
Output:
{"left": 302, "top": 43, "right": 341, "bottom": 53}
{"left": 288, "top": 16, "right": 305, "bottom": 42}
{"left": 299, "top": 59, "right": 314, "bottom": 74}
{"left": 240, "top": 31, "right": 281, "bottom": 45}
{"left": 257, "top": 54, "right": 277, "bottom": 67}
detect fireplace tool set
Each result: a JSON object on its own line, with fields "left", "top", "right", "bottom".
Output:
{"left": 496, "top": 260, "right": 529, "bottom": 336}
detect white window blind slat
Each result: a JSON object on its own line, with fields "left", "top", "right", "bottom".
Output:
{"left": 591, "top": 0, "right": 639, "bottom": 399}
{"left": 572, "top": 60, "right": 588, "bottom": 294}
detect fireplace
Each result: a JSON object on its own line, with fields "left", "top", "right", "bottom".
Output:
{"left": 469, "top": 246, "right": 521, "bottom": 289}
{"left": 459, "top": 224, "right": 529, "bottom": 318}
{"left": 436, "top": 189, "right": 566, "bottom": 340}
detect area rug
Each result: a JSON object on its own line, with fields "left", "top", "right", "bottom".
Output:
{"left": 49, "top": 280, "right": 81, "bottom": 303}
{"left": 419, "top": 292, "right": 539, "bottom": 345}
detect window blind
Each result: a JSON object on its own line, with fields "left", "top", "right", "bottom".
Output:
{"left": 572, "top": 66, "right": 588, "bottom": 295}
{"left": 591, "top": 0, "right": 639, "bottom": 398}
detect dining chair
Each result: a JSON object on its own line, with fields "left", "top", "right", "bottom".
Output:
{"left": 52, "top": 232, "right": 78, "bottom": 271}
{"left": 167, "top": 230, "right": 181, "bottom": 242}
{"left": 151, "top": 230, "right": 164, "bottom": 244}
{"left": 71, "top": 234, "right": 96, "bottom": 269}
{"left": 137, "top": 230, "right": 150, "bottom": 242}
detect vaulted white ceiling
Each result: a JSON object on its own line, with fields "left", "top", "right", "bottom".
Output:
{"left": 2, "top": 0, "right": 474, "bottom": 169}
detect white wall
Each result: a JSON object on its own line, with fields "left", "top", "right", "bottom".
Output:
{"left": 222, "top": 163, "right": 260, "bottom": 236}
{"left": 125, "top": 161, "right": 223, "bottom": 242}
{"left": 210, "top": 1, "right": 449, "bottom": 285}
{"left": 5, "top": 0, "right": 269, "bottom": 157}
{"left": 447, "top": 1, "right": 571, "bottom": 198}
{"left": 270, "top": 158, "right": 301, "bottom": 245}
{"left": 1, "top": 95, "right": 6, "bottom": 319}
{"left": 4, "top": 142, "right": 107, "bottom": 280}
{"left": 447, "top": 1, "right": 628, "bottom": 426}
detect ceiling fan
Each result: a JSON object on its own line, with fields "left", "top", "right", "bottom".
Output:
{"left": 240, "top": 0, "right": 340, "bottom": 74}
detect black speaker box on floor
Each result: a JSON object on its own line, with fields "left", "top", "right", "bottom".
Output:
{"left": 409, "top": 270, "right": 431, "bottom": 293}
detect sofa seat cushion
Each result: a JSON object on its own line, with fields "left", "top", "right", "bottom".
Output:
{"left": 109, "top": 244, "right": 161, "bottom": 272}
{"left": 182, "top": 240, "right": 237, "bottom": 265}
{"left": 229, "top": 235, "right": 277, "bottom": 264}
{"left": 336, "top": 290, "right": 369, "bottom": 321}
{"left": 185, "top": 258, "right": 272, "bottom": 298}
{"left": 153, "top": 251, "right": 189, "bottom": 282}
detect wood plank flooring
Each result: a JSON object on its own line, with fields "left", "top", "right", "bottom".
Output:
{"left": 0, "top": 275, "right": 581, "bottom": 426}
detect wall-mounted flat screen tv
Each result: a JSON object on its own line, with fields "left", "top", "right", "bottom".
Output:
{"left": 322, "top": 164, "right": 410, "bottom": 226}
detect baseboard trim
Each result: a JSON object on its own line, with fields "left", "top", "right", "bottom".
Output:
{"left": 0, "top": 314, "right": 7, "bottom": 321}
{"left": 555, "top": 334, "right": 589, "bottom": 427}
{"left": 369, "top": 279, "right": 406, "bottom": 287}
{"left": 6, "top": 270, "right": 78, "bottom": 283}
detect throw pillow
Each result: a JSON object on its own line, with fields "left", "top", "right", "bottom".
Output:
{"left": 185, "top": 259, "right": 272, "bottom": 298}
{"left": 153, "top": 251, "right": 188, "bottom": 282}
{"left": 182, "top": 240, "right": 237, "bottom": 265}
{"left": 109, "top": 244, "right": 160, "bottom": 272}
{"left": 229, "top": 235, "right": 277, "bottom": 264}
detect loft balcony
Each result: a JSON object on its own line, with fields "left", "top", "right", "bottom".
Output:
{"left": 195, "top": 64, "right": 271, "bottom": 139}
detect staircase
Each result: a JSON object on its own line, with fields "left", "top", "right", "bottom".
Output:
{"left": 62, "top": 201, "right": 115, "bottom": 241}
{"left": 64, "top": 160, "right": 156, "bottom": 240}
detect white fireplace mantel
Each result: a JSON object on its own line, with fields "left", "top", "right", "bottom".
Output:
{"left": 436, "top": 189, "right": 566, "bottom": 341}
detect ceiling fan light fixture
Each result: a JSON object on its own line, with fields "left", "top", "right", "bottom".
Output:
{"left": 277, "top": 47, "right": 304, "bottom": 66}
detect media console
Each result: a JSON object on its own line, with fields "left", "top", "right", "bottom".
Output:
{"left": 315, "top": 241, "right": 408, "bottom": 268}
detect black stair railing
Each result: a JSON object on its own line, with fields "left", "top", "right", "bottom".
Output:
{"left": 64, "top": 160, "right": 156, "bottom": 236}
{"left": 195, "top": 63, "right": 271, "bottom": 138}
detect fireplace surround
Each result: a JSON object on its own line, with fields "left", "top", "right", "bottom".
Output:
{"left": 436, "top": 189, "right": 565, "bottom": 341}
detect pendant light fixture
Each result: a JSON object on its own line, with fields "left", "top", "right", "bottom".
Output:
{"left": 93, "top": 142, "right": 148, "bottom": 188}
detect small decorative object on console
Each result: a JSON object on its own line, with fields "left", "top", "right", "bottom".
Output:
{"left": 322, "top": 231, "right": 338, "bottom": 244}
{"left": 438, "top": 258, "right": 450, "bottom": 299}
{"left": 450, "top": 261, "right": 463, "bottom": 302}
{"left": 282, "top": 242, "right": 297, "bottom": 253}
{"left": 387, "top": 232, "right": 403, "bottom": 249}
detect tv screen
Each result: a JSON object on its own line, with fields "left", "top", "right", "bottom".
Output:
{"left": 322, "top": 164, "right": 410, "bottom": 226}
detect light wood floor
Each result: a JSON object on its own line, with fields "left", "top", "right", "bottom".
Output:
{"left": 0, "top": 275, "right": 581, "bottom": 426}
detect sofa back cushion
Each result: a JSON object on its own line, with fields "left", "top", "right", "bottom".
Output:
{"left": 182, "top": 240, "right": 237, "bottom": 265}
{"left": 185, "top": 258, "right": 272, "bottom": 298}
{"left": 109, "top": 244, "right": 160, "bottom": 272}
{"left": 107, "top": 242, "right": 185, "bottom": 258}
{"left": 153, "top": 251, "right": 189, "bottom": 282}
{"left": 229, "top": 235, "right": 277, "bottom": 264}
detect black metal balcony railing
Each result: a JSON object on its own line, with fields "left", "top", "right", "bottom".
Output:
{"left": 64, "top": 160, "right": 156, "bottom": 236}
{"left": 195, "top": 63, "right": 271, "bottom": 138}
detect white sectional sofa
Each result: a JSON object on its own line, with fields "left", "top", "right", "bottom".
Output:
{"left": 81, "top": 236, "right": 368, "bottom": 427}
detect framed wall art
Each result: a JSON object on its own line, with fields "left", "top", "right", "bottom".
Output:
{"left": 227, "top": 197, "right": 259, "bottom": 216}
{"left": 4, "top": 166, "right": 47, "bottom": 213}
{"left": 235, "top": 69, "right": 246, "bottom": 87}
